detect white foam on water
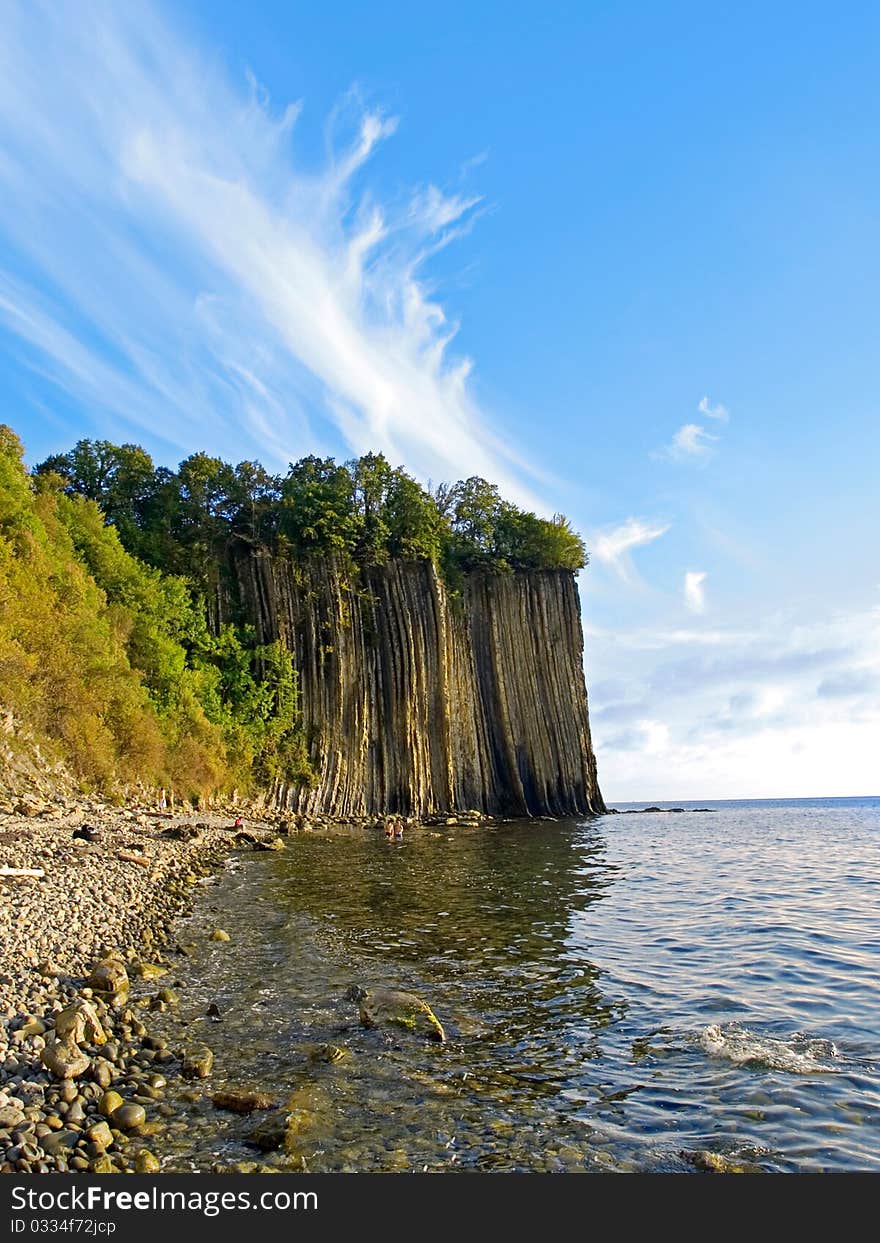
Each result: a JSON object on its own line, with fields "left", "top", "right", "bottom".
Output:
{"left": 698, "top": 1023, "right": 840, "bottom": 1074}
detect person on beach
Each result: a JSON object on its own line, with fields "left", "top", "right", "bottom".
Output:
{"left": 384, "top": 818, "right": 395, "bottom": 839}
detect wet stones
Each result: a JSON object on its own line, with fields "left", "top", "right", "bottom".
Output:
{"left": 91, "top": 1059, "right": 114, "bottom": 1089}
{"left": 209, "top": 930, "right": 230, "bottom": 943}
{"left": 98, "top": 1091, "right": 124, "bottom": 1118}
{"left": 245, "top": 1109, "right": 292, "bottom": 1152}
{"left": 308, "top": 1044, "right": 348, "bottom": 1065}
{"left": 85, "top": 1120, "right": 114, "bottom": 1150}
{"left": 111, "top": 1103, "right": 146, "bottom": 1131}
{"left": 39, "top": 1130, "right": 79, "bottom": 1156}
{"left": 181, "top": 1045, "right": 213, "bottom": 1079}
{"left": 129, "top": 960, "right": 167, "bottom": 981}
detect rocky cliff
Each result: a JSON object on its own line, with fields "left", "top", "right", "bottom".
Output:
{"left": 231, "top": 552, "right": 604, "bottom": 819}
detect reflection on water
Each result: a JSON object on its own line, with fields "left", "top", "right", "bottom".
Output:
{"left": 159, "top": 799, "right": 880, "bottom": 1172}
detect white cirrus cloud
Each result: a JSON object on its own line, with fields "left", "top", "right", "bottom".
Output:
{"left": 591, "top": 518, "right": 670, "bottom": 582}
{"left": 655, "top": 396, "right": 731, "bottom": 463}
{"left": 684, "top": 569, "right": 708, "bottom": 613}
{"left": 0, "top": 0, "right": 545, "bottom": 509}
{"left": 698, "top": 396, "right": 729, "bottom": 422}
{"left": 669, "top": 422, "right": 719, "bottom": 460}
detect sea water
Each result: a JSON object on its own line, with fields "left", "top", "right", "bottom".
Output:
{"left": 159, "top": 797, "right": 880, "bottom": 1172}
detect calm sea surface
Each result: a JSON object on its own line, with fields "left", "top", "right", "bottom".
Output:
{"left": 160, "top": 797, "right": 880, "bottom": 1172}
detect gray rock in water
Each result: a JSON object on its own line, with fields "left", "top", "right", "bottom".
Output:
{"left": 211, "top": 1089, "right": 276, "bottom": 1115}
{"left": 682, "top": 1149, "right": 764, "bottom": 1174}
{"left": 347, "top": 986, "right": 446, "bottom": 1042}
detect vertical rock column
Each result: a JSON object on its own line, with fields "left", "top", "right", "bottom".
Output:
{"left": 232, "top": 551, "right": 604, "bottom": 817}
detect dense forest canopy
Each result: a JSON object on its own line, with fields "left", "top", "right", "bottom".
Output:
{"left": 36, "top": 439, "right": 587, "bottom": 585}
{"left": 0, "top": 427, "right": 311, "bottom": 796}
{"left": 0, "top": 426, "right": 588, "bottom": 798}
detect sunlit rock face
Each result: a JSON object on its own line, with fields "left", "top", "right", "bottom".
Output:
{"left": 231, "top": 552, "right": 604, "bottom": 819}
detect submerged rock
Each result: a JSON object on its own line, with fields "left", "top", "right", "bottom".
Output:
{"left": 682, "top": 1149, "right": 764, "bottom": 1174}
{"left": 212, "top": 1089, "right": 276, "bottom": 1115}
{"left": 130, "top": 960, "right": 168, "bottom": 980}
{"left": 182, "top": 1044, "right": 214, "bottom": 1079}
{"left": 308, "top": 1043, "right": 349, "bottom": 1064}
{"left": 246, "top": 1109, "right": 290, "bottom": 1152}
{"left": 347, "top": 985, "right": 446, "bottom": 1043}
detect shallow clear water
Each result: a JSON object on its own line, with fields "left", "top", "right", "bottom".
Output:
{"left": 160, "top": 797, "right": 880, "bottom": 1172}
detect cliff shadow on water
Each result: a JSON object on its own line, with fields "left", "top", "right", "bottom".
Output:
{"left": 231, "top": 551, "right": 604, "bottom": 820}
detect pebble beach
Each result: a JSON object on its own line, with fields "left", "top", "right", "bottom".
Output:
{"left": 0, "top": 793, "right": 281, "bottom": 1174}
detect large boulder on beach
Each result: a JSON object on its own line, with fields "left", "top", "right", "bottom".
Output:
{"left": 53, "top": 1000, "right": 107, "bottom": 1047}
{"left": 87, "top": 958, "right": 129, "bottom": 1001}
{"left": 347, "top": 985, "right": 446, "bottom": 1043}
{"left": 41, "top": 1000, "right": 108, "bottom": 1080}
{"left": 40, "top": 1034, "right": 91, "bottom": 1080}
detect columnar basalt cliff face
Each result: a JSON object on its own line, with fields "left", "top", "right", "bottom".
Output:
{"left": 232, "top": 552, "right": 604, "bottom": 819}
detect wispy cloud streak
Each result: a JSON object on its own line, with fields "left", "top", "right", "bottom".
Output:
{"left": 592, "top": 517, "right": 670, "bottom": 582}
{"left": 684, "top": 569, "right": 708, "bottom": 613}
{"left": 0, "top": 0, "right": 540, "bottom": 503}
{"left": 698, "top": 396, "right": 729, "bottom": 422}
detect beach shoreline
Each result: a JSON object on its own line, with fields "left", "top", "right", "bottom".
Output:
{"left": 0, "top": 793, "right": 502, "bottom": 1173}
{"left": 0, "top": 793, "right": 291, "bottom": 1173}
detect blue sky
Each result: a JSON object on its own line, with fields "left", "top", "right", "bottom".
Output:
{"left": 1, "top": 0, "right": 878, "bottom": 799}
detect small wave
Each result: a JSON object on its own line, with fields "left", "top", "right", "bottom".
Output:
{"left": 698, "top": 1023, "right": 839, "bottom": 1074}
